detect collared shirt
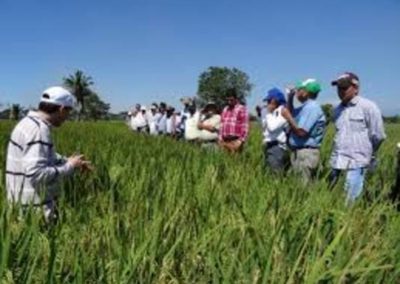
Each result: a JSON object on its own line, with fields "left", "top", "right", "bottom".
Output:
{"left": 131, "top": 112, "right": 147, "bottom": 130}
{"left": 184, "top": 112, "right": 201, "bottom": 140}
{"left": 289, "top": 99, "right": 326, "bottom": 148}
{"left": 262, "top": 106, "right": 288, "bottom": 145}
{"left": 330, "top": 96, "right": 386, "bottom": 169}
{"left": 6, "top": 111, "right": 74, "bottom": 205}
{"left": 219, "top": 104, "right": 249, "bottom": 142}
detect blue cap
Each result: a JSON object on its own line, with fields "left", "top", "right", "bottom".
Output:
{"left": 263, "top": 88, "right": 286, "bottom": 106}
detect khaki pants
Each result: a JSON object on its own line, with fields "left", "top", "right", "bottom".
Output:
{"left": 290, "top": 148, "right": 320, "bottom": 184}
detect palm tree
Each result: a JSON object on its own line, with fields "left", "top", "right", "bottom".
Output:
{"left": 63, "top": 70, "right": 94, "bottom": 120}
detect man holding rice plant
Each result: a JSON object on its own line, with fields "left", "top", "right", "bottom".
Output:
{"left": 328, "top": 72, "right": 386, "bottom": 203}
{"left": 5, "top": 86, "right": 92, "bottom": 222}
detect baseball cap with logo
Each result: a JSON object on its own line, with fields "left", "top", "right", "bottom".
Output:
{"left": 331, "top": 72, "right": 359, "bottom": 89}
{"left": 41, "top": 86, "right": 75, "bottom": 108}
{"left": 295, "top": 78, "right": 321, "bottom": 95}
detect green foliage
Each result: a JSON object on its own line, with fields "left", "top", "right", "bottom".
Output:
{"left": 197, "top": 66, "right": 252, "bottom": 109}
{"left": 63, "top": 70, "right": 94, "bottom": 121}
{"left": 1, "top": 121, "right": 400, "bottom": 282}
{"left": 321, "top": 104, "right": 334, "bottom": 124}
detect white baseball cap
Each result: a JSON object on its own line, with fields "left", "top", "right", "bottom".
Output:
{"left": 140, "top": 106, "right": 146, "bottom": 111}
{"left": 40, "top": 86, "right": 76, "bottom": 108}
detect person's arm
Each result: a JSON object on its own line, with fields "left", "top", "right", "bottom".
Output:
{"left": 239, "top": 107, "right": 249, "bottom": 142}
{"left": 218, "top": 110, "right": 225, "bottom": 141}
{"left": 281, "top": 107, "right": 309, "bottom": 137}
{"left": 287, "top": 89, "right": 296, "bottom": 114}
{"left": 23, "top": 131, "right": 76, "bottom": 187}
{"left": 365, "top": 103, "right": 386, "bottom": 153}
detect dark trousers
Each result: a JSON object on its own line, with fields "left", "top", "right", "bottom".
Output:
{"left": 264, "top": 143, "right": 288, "bottom": 172}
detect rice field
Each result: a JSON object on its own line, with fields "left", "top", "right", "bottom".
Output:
{"left": 1, "top": 121, "right": 400, "bottom": 283}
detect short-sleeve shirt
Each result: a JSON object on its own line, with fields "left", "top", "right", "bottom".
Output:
{"left": 288, "top": 99, "right": 326, "bottom": 148}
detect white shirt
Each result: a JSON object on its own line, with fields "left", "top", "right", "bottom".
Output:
{"left": 132, "top": 112, "right": 147, "bottom": 129}
{"left": 262, "top": 106, "right": 288, "bottom": 145}
{"left": 198, "top": 114, "right": 221, "bottom": 141}
{"left": 148, "top": 112, "right": 161, "bottom": 135}
{"left": 157, "top": 114, "right": 167, "bottom": 134}
{"left": 184, "top": 112, "right": 201, "bottom": 140}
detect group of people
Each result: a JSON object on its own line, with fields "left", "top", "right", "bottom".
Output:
{"left": 127, "top": 89, "right": 249, "bottom": 152}
{"left": 4, "top": 71, "right": 389, "bottom": 222}
{"left": 260, "top": 72, "right": 386, "bottom": 204}
{"left": 129, "top": 72, "right": 387, "bottom": 205}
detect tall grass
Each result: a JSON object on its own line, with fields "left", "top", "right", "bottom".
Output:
{"left": 1, "top": 121, "right": 400, "bottom": 283}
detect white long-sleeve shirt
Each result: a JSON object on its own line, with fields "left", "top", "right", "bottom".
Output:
{"left": 6, "top": 111, "right": 74, "bottom": 205}
{"left": 262, "top": 106, "right": 288, "bottom": 145}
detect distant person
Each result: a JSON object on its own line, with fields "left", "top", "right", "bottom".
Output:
{"left": 282, "top": 79, "right": 326, "bottom": 183}
{"left": 157, "top": 102, "right": 168, "bottom": 135}
{"left": 261, "top": 88, "right": 289, "bottom": 172}
{"left": 133, "top": 106, "right": 149, "bottom": 133}
{"left": 165, "top": 106, "right": 177, "bottom": 137}
{"left": 148, "top": 104, "right": 160, "bottom": 135}
{"left": 184, "top": 102, "right": 200, "bottom": 142}
{"left": 5, "top": 86, "right": 92, "bottom": 222}
{"left": 219, "top": 89, "right": 249, "bottom": 153}
{"left": 198, "top": 102, "right": 221, "bottom": 149}
{"left": 129, "top": 104, "right": 141, "bottom": 131}
{"left": 328, "top": 72, "right": 386, "bottom": 203}
{"left": 180, "top": 97, "right": 194, "bottom": 134}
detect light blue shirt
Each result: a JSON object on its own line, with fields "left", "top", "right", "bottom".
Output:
{"left": 289, "top": 99, "right": 326, "bottom": 148}
{"left": 330, "top": 96, "right": 386, "bottom": 169}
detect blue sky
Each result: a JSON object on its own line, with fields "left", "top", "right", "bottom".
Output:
{"left": 1, "top": 0, "right": 399, "bottom": 115}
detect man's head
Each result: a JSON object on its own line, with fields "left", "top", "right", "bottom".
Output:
{"left": 150, "top": 104, "right": 158, "bottom": 114}
{"left": 295, "top": 79, "right": 321, "bottom": 103}
{"left": 159, "top": 102, "right": 167, "bottom": 113}
{"left": 180, "top": 97, "right": 193, "bottom": 109}
{"left": 331, "top": 72, "right": 360, "bottom": 104}
{"left": 263, "top": 88, "right": 286, "bottom": 112}
{"left": 204, "top": 101, "right": 218, "bottom": 115}
{"left": 226, "top": 88, "right": 239, "bottom": 108}
{"left": 38, "top": 86, "right": 75, "bottom": 127}
{"left": 141, "top": 106, "right": 146, "bottom": 114}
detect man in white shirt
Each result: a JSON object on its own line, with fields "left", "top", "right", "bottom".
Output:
{"left": 184, "top": 102, "right": 200, "bottom": 142}
{"left": 261, "top": 88, "right": 289, "bottom": 172}
{"left": 147, "top": 104, "right": 160, "bottom": 135}
{"left": 198, "top": 102, "right": 221, "bottom": 149}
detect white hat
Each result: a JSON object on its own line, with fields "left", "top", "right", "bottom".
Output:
{"left": 40, "top": 86, "right": 75, "bottom": 108}
{"left": 140, "top": 106, "right": 146, "bottom": 111}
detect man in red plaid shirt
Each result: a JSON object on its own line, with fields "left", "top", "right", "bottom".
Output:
{"left": 218, "top": 89, "right": 249, "bottom": 153}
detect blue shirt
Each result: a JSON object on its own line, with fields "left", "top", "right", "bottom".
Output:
{"left": 330, "top": 96, "right": 386, "bottom": 169}
{"left": 289, "top": 99, "right": 326, "bottom": 148}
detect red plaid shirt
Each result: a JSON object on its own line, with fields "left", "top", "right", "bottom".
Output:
{"left": 219, "top": 104, "right": 249, "bottom": 142}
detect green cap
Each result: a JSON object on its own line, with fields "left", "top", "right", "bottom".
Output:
{"left": 295, "top": 78, "right": 321, "bottom": 94}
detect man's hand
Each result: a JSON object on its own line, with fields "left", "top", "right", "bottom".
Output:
{"left": 67, "top": 154, "right": 94, "bottom": 172}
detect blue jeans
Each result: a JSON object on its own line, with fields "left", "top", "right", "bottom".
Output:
{"left": 329, "top": 168, "right": 367, "bottom": 203}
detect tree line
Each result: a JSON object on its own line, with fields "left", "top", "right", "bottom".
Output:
{"left": 1, "top": 67, "right": 394, "bottom": 123}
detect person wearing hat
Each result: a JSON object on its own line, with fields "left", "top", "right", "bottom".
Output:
{"left": 197, "top": 102, "right": 221, "bottom": 149}
{"left": 328, "top": 72, "right": 386, "bottom": 203}
{"left": 5, "top": 86, "right": 92, "bottom": 222}
{"left": 281, "top": 78, "right": 326, "bottom": 182}
{"left": 261, "top": 88, "right": 289, "bottom": 172}
{"left": 219, "top": 88, "right": 249, "bottom": 153}
{"left": 179, "top": 97, "right": 194, "bottom": 134}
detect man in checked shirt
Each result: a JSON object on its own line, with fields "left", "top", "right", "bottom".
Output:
{"left": 6, "top": 86, "right": 92, "bottom": 222}
{"left": 218, "top": 88, "right": 249, "bottom": 153}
